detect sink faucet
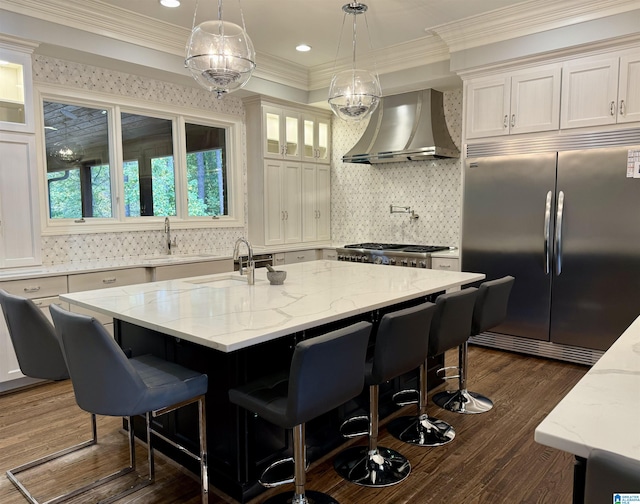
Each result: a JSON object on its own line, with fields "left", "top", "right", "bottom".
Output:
{"left": 233, "top": 238, "right": 255, "bottom": 285}
{"left": 164, "top": 217, "right": 177, "bottom": 255}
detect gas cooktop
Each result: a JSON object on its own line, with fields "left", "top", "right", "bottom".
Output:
{"left": 343, "top": 243, "right": 450, "bottom": 253}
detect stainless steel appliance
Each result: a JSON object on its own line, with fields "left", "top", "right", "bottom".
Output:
{"left": 462, "top": 133, "right": 640, "bottom": 352}
{"left": 336, "top": 243, "right": 450, "bottom": 268}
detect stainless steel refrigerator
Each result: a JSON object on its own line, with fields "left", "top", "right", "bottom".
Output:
{"left": 462, "top": 141, "right": 640, "bottom": 351}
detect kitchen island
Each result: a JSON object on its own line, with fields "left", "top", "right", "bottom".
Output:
{"left": 535, "top": 314, "right": 640, "bottom": 503}
{"left": 61, "top": 260, "right": 484, "bottom": 502}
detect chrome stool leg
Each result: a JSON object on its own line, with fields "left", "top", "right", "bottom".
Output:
{"left": 433, "top": 341, "right": 493, "bottom": 414}
{"left": 387, "top": 362, "right": 455, "bottom": 447}
{"left": 334, "top": 385, "right": 411, "bottom": 487}
{"left": 264, "top": 424, "right": 338, "bottom": 504}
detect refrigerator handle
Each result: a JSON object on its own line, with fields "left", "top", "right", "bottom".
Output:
{"left": 554, "top": 191, "right": 565, "bottom": 276}
{"left": 544, "top": 191, "right": 552, "bottom": 275}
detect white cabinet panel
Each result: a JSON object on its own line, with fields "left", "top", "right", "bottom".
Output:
{"left": 264, "top": 160, "right": 302, "bottom": 246}
{"left": 618, "top": 53, "right": 640, "bottom": 124}
{"left": 284, "top": 249, "right": 319, "bottom": 264}
{"left": 510, "top": 67, "right": 561, "bottom": 134}
{"left": 153, "top": 259, "right": 233, "bottom": 281}
{"left": 431, "top": 257, "right": 460, "bottom": 272}
{"left": 303, "top": 115, "right": 331, "bottom": 164}
{"left": 262, "top": 105, "right": 301, "bottom": 160}
{"left": 465, "top": 76, "right": 510, "bottom": 139}
{"left": 561, "top": 56, "right": 620, "bottom": 129}
{"left": 0, "top": 132, "right": 40, "bottom": 268}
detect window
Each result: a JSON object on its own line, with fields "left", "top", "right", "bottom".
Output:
{"left": 38, "top": 91, "right": 244, "bottom": 232}
{"left": 44, "top": 101, "right": 113, "bottom": 219}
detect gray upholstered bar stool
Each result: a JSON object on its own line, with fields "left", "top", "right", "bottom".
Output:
{"left": 49, "top": 304, "right": 209, "bottom": 504}
{"left": 585, "top": 449, "right": 640, "bottom": 504}
{"left": 387, "top": 290, "right": 478, "bottom": 447}
{"left": 229, "top": 321, "right": 371, "bottom": 504}
{"left": 433, "top": 276, "right": 514, "bottom": 414}
{"left": 0, "top": 289, "right": 100, "bottom": 504}
{"left": 333, "top": 303, "right": 437, "bottom": 486}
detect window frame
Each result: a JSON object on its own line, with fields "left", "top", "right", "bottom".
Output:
{"left": 34, "top": 84, "right": 245, "bottom": 235}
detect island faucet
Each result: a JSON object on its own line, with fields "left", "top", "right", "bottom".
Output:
{"left": 233, "top": 238, "right": 255, "bottom": 285}
{"left": 164, "top": 217, "right": 177, "bottom": 255}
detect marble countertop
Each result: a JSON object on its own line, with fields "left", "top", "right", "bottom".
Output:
{"left": 0, "top": 253, "right": 229, "bottom": 281}
{"left": 534, "top": 314, "right": 640, "bottom": 461}
{"left": 60, "top": 260, "right": 484, "bottom": 353}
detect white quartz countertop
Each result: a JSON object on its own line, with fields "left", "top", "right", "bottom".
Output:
{"left": 0, "top": 253, "right": 228, "bottom": 281}
{"left": 534, "top": 314, "right": 640, "bottom": 462}
{"left": 60, "top": 260, "right": 484, "bottom": 353}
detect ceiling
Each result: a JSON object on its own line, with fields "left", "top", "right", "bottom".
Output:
{"left": 2, "top": 0, "right": 639, "bottom": 104}
{"left": 100, "top": 0, "right": 531, "bottom": 69}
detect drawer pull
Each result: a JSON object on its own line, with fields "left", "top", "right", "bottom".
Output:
{"left": 23, "top": 286, "right": 41, "bottom": 293}
{"left": 102, "top": 277, "right": 117, "bottom": 284}
{"left": 296, "top": 256, "right": 305, "bottom": 260}
{"left": 439, "top": 264, "right": 451, "bottom": 269}
{"left": 34, "top": 300, "right": 43, "bottom": 306}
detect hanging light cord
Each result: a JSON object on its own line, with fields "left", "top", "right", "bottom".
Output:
{"left": 362, "top": 8, "right": 379, "bottom": 80}
{"left": 331, "top": 11, "right": 348, "bottom": 77}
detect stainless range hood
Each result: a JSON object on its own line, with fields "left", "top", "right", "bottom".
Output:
{"left": 342, "top": 89, "right": 459, "bottom": 164}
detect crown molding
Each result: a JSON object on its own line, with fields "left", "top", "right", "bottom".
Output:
{"left": 308, "top": 35, "right": 450, "bottom": 91}
{"left": 432, "top": 0, "right": 640, "bottom": 53}
{"left": 0, "top": 33, "right": 40, "bottom": 53}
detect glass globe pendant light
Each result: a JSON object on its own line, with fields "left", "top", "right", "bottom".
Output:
{"left": 185, "top": 0, "right": 256, "bottom": 99}
{"left": 49, "top": 120, "right": 84, "bottom": 165}
{"left": 328, "top": 2, "right": 381, "bottom": 121}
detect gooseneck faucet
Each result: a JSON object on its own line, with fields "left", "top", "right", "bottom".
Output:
{"left": 233, "top": 238, "right": 255, "bottom": 285}
{"left": 164, "top": 217, "right": 173, "bottom": 255}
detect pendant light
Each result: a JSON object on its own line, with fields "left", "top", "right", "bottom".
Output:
{"left": 328, "top": 2, "right": 381, "bottom": 122}
{"left": 185, "top": 0, "right": 256, "bottom": 99}
{"left": 49, "top": 118, "right": 84, "bottom": 165}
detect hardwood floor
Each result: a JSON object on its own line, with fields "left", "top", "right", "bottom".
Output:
{"left": 0, "top": 346, "right": 587, "bottom": 504}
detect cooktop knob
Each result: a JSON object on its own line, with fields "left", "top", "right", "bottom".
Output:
{"left": 389, "top": 258, "right": 396, "bottom": 265}
{"left": 418, "top": 260, "right": 427, "bottom": 268}
{"left": 374, "top": 256, "right": 383, "bottom": 265}
{"left": 400, "top": 259, "right": 408, "bottom": 266}
{"left": 410, "top": 259, "right": 417, "bottom": 267}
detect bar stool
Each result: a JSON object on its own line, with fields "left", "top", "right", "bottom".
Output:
{"left": 433, "top": 276, "right": 514, "bottom": 414}
{"left": 387, "top": 291, "right": 478, "bottom": 447}
{"left": 0, "top": 289, "right": 100, "bottom": 504}
{"left": 49, "top": 304, "right": 209, "bottom": 504}
{"left": 333, "top": 303, "right": 437, "bottom": 487}
{"left": 229, "top": 321, "right": 371, "bottom": 504}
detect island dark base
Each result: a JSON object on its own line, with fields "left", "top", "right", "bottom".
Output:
{"left": 115, "top": 300, "right": 445, "bottom": 503}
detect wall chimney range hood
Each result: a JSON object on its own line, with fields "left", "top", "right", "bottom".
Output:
{"left": 342, "top": 89, "right": 459, "bottom": 164}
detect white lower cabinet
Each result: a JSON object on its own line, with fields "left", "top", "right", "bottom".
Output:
{"left": 68, "top": 268, "right": 149, "bottom": 336}
{"left": 0, "top": 276, "right": 67, "bottom": 384}
{"left": 152, "top": 259, "right": 233, "bottom": 281}
{"left": 302, "top": 164, "right": 330, "bottom": 243}
{"left": 284, "top": 250, "right": 320, "bottom": 264}
{"left": 431, "top": 257, "right": 460, "bottom": 272}
{"left": 264, "top": 160, "right": 303, "bottom": 246}
{"left": 322, "top": 249, "right": 338, "bottom": 260}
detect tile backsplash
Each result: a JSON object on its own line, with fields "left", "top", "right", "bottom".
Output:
{"left": 330, "top": 88, "right": 462, "bottom": 247}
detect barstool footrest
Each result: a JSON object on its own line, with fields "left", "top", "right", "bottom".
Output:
{"left": 333, "top": 445, "right": 410, "bottom": 487}
{"left": 436, "top": 365, "right": 461, "bottom": 381}
{"left": 339, "top": 415, "right": 369, "bottom": 439}
{"left": 259, "top": 457, "right": 296, "bottom": 488}
{"left": 391, "top": 389, "right": 419, "bottom": 407}
{"left": 387, "top": 413, "right": 455, "bottom": 447}
{"left": 433, "top": 389, "right": 493, "bottom": 414}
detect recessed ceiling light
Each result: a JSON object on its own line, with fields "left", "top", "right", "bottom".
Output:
{"left": 296, "top": 44, "right": 312, "bottom": 52}
{"left": 160, "top": 0, "right": 180, "bottom": 7}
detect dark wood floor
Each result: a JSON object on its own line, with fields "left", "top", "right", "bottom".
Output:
{"left": 0, "top": 346, "right": 587, "bottom": 504}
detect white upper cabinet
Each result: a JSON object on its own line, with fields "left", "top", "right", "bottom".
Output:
{"left": 465, "top": 65, "right": 560, "bottom": 139}
{"left": 302, "top": 115, "right": 331, "bottom": 164}
{"left": 617, "top": 53, "right": 640, "bottom": 124}
{"left": 560, "top": 56, "right": 620, "bottom": 129}
{"left": 0, "top": 132, "right": 41, "bottom": 268}
{"left": 262, "top": 105, "right": 301, "bottom": 160}
{"left": 0, "top": 42, "right": 36, "bottom": 134}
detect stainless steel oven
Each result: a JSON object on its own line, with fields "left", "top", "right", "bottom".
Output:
{"left": 336, "top": 243, "right": 450, "bottom": 268}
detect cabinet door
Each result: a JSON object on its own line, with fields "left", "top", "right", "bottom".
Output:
{"left": 618, "top": 53, "right": 640, "bottom": 124}
{"left": 263, "top": 159, "right": 285, "bottom": 246}
{"left": 263, "top": 106, "right": 301, "bottom": 160}
{"left": 315, "top": 165, "right": 331, "bottom": 241}
{"left": 465, "top": 76, "right": 510, "bottom": 139}
{"left": 282, "top": 162, "right": 302, "bottom": 244}
{"left": 0, "top": 132, "right": 40, "bottom": 268}
{"left": 560, "top": 56, "right": 619, "bottom": 129}
{"left": 303, "top": 116, "right": 331, "bottom": 164}
{"left": 301, "top": 164, "right": 317, "bottom": 242}
{"left": 510, "top": 66, "right": 561, "bottom": 135}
